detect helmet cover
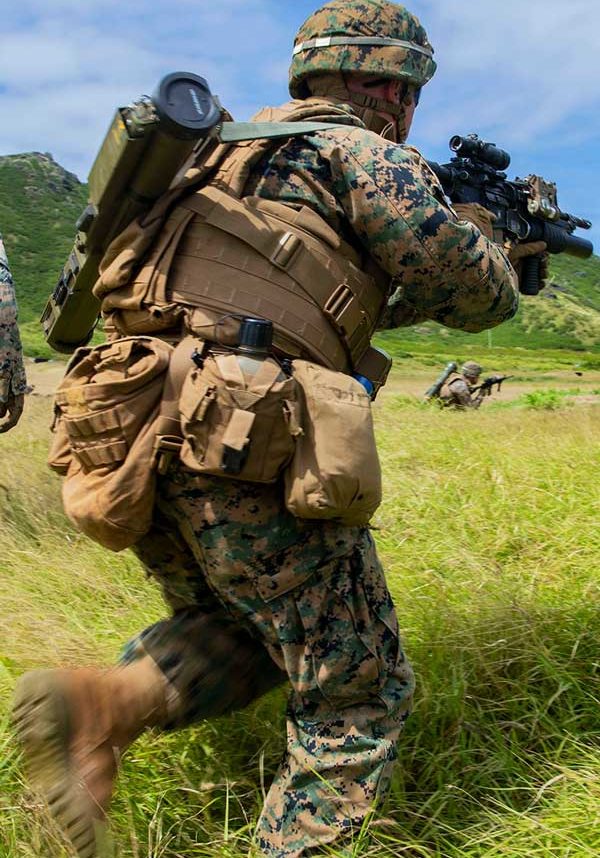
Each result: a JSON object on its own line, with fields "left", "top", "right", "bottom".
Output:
{"left": 461, "top": 361, "right": 483, "bottom": 378}
{"left": 290, "top": 0, "right": 436, "bottom": 98}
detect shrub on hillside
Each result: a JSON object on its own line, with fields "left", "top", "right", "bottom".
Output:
{"left": 520, "top": 389, "right": 572, "bottom": 410}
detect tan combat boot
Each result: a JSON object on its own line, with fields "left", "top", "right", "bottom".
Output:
{"left": 12, "top": 657, "right": 175, "bottom": 858}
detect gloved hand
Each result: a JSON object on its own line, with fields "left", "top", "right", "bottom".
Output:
{"left": 507, "top": 240, "right": 548, "bottom": 291}
{"left": 0, "top": 390, "right": 25, "bottom": 433}
{"left": 453, "top": 203, "right": 496, "bottom": 240}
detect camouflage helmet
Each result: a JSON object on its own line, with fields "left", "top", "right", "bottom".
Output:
{"left": 289, "top": 0, "right": 436, "bottom": 99}
{"left": 461, "top": 361, "right": 482, "bottom": 378}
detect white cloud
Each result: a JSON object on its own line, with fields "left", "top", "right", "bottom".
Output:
{"left": 412, "top": 0, "right": 600, "bottom": 146}
{"left": 0, "top": 0, "right": 598, "bottom": 247}
{"left": 0, "top": 0, "right": 290, "bottom": 177}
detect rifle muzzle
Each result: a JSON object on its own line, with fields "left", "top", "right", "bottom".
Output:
{"left": 528, "top": 221, "right": 593, "bottom": 258}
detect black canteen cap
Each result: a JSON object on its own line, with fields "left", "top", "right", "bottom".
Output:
{"left": 238, "top": 317, "right": 273, "bottom": 353}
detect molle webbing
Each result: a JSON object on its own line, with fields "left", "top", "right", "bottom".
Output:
{"left": 166, "top": 186, "right": 385, "bottom": 371}
{"left": 98, "top": 97, "right": 388, "bottom": 371}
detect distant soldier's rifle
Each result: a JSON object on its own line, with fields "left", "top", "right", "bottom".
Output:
{"left": 471, "top": 375, "right": 513, "bottom": 396}
{"left": 427, "top": 135, "right": 594, "bottom": 296}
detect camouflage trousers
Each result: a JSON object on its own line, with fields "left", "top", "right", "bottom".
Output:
{"left": 122, "top": 463, "right": 414, "bottom": 857}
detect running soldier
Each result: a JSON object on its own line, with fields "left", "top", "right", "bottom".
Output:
{"left": 13, "top": 2, "right": 544, "bottom": 856}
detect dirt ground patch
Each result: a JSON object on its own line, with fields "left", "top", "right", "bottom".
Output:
{"left": 381, "top": 367, "right": 600, "bottom": 403}
{"left": 24, "top": 357, "right": 600, "bottom": 407}
{"left": 25, "top": 359, "right": 68, "bottom": 397}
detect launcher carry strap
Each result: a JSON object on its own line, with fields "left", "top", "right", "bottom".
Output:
{"left": 217, "top": 121, "right": 349, "bottom": 143}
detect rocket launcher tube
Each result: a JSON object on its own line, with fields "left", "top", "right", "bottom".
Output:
{"left": 41, "top": 72, "right": 354, "bottom": 353}
{"left": 41, "top": 73, "right": 224, "bottom": 352}
{"left": 424, "top": 362, "right": 458, "bottom": 400}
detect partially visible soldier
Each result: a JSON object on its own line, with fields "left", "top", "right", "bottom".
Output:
{"left": 0, "top": 233, "right": 27, "bottom": 433}
{"left": 439, "top": 361, "right": 487, "bottom": 409}
{"left": 13, "top": 2, "right": 544, "bottom": 857}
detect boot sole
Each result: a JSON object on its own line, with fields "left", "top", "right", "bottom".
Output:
{"left": 12, "top": 670, "right": 114, "bottom": 858}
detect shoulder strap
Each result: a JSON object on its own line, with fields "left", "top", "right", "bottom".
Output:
{"left": 218, "top": 121, "right": 350, "bottom": 143}
{"left": 211, "top": 97, "right": 362, "bottom": 199}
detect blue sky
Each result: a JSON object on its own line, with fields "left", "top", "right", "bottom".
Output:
{"left": 1, "top": 0, "right": 598, "bottom": 250}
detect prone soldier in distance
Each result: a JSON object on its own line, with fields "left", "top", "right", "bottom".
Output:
{"left": 0, "top": 233, "right": 27, "bottom": 433}
{"left": 436, "top": 361, "right": 510, "bottom": 409}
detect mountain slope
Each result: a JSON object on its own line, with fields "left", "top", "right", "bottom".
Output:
{"left": 0, "top": 152, "right": 87, "bottom": 320}
{"left": 0, "top": 151, "right": 598, "bottom": 354}
{"left": 377, "top": 253, "right": 600, "bottom": 353}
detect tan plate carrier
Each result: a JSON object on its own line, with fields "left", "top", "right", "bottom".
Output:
{"left": 94, "top": 98, "right": 391, "bottom": 380}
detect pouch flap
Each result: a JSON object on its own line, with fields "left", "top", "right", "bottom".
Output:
{"left": 72, "top": 439, "right": 129, "bottom": 470}
{"left": 222, "top": 408, "right": 256, "bottom": 452}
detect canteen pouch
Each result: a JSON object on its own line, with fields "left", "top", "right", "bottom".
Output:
{"left": 284, "top": 360, "right": 382, "bottom": 526}
{"left": 48, "top": 336, "right": 173, "bottom": 551}
{"left": 179, "top": 352, "right": 295, "bottom": 482}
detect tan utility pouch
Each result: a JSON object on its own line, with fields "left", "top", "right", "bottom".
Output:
{"left": 48, "top": 336, "right": 173, "bottom": 551}
{"left": 179, "top": 352, "right": 296, "bottom": 482}
{"left": 284, "top": 360, "right": 382, "bottom": 526}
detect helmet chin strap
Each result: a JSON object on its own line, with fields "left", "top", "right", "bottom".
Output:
{"left": 307, "top": 73, "right": 409, "bottom": 142}
{"left": 359, "top": 111, "right": 408, "bottom": 143}
{"left": 347, "top": 89, "right": 406, "bottom": 118}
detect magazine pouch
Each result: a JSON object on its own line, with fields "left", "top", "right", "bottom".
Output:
{"left": 284, "top": 360, "right": 382, "bottom": 526}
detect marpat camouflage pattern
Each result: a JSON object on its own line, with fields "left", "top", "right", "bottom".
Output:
{"left": 115, "top": 16, "right": 517, "bottom": 854}
{"left": 123, "top": 467, "right": 414, "bottom": 857}
{"left": 289, "top": 0, "right": 437, "bottom": 96}
{"left": 245, "top": 112, "right": 519, "bottom": 333}
{"left": 12, "top": 3, "right": 522, "bottom": 855}
{"left": 0, "top": 234, "right": 27, "bottom": 403}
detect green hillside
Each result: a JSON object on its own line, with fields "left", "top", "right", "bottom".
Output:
{"left": 378, "top": 252, "right": 600, "bottom": 354}
{"left": 1, "top": 151, "right": 598, "bottom": 356}
{"left": 0, "top": 153, "right": 88, "bottom": 355}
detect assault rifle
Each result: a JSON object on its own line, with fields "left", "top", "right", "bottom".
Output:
{"left": 427, "top": 135, "right": 594, "bottom": 296}
{"left": 471, "top": 374, "right": 513, "bottom": 396}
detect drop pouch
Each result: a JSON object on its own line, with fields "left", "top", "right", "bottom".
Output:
{"left": 47, "top": 336, "right": 173, "bottom": 551}
{"left": 284, "top": 360, "right": 382, "bottom": 526}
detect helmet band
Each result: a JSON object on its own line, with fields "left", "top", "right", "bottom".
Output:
{"left": 293, "top": 35, "right": 434, "bottom": 60}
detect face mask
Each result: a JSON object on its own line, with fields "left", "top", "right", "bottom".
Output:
{"left": 308, "top": 74, "right": 416, "bottom": 142}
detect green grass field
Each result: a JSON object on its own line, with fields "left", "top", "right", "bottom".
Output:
{"left": 1, "top": 371, "right": 599, "bottom": 857}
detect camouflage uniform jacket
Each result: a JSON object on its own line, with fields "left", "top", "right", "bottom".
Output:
{"left": 0, "top": 234, "right": 27, "bottom": 403}
{"left": 244, "top": 98, "right": 519, "bottom": 334}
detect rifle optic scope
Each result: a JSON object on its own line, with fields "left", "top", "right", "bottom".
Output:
{"left": 450, "top": 134, "right": 511, "bottom": 171}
